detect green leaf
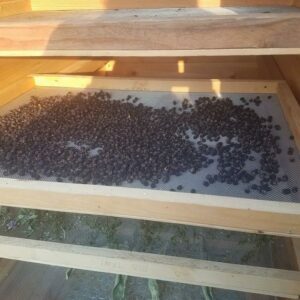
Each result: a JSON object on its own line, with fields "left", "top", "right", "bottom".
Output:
{"left": 65, "top": 268, "right": 74, "bottom": 280}
{"left": 148, "top": 279, "right": 160, "bottom": 300}
{"left": 201, "top": 286, "right": 214, "bottom": 300}
{"left": 112, "top": 274, "right": 127, "bottom": 300}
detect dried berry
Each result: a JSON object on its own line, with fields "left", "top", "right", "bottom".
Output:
{"left": 287, "top": 147, "right": 294, "bottom": 156}
{"left": 282, "top": 188, "right": 291, "bottom": 195}
{"left": 274, "top": 125, "right": 281, "bottom": 131}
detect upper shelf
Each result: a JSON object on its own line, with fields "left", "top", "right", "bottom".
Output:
{"left": 0, "top": 6, "right": 300, "bottom": 56}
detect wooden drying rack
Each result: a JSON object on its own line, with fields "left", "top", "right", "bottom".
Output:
{"left": 0, "top": 0, "right": 299, "bottom": 298}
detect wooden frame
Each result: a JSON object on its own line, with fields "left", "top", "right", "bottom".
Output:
{"left": 0, "top": 236, "right": 299, "bottom": 299}
{"left": 0, "top": 6, "right": 300, "bottom": 57}
{"left": 0, "top": 75, "right": 299, "bottom": 238}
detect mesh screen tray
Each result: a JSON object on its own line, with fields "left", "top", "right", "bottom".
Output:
{"left": 0, "top": 75, "right": 299, "bottom": 237}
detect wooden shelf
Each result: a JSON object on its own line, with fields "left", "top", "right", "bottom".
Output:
{"left": 0, "top": 7, "right": 300, "bottom": 56}
{"left": 0, "top": 75, "right": 299, "bottom": 238}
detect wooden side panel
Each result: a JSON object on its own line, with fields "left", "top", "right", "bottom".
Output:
{"left": 275, "top": 55, "right": 300, "bottom": 103}
{"left": 277, "top": 82, "right": 300, "bottom": 150}
{"left": 0, "top": 77, "right": 34, "bottom": 106}
{"left": 293, "top": 239, "right": 300, "bottom": 268}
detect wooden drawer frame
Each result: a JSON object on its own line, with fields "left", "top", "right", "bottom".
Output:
{"left": 0, "top": 74, "right": 299, "bottom": 298}
{"left": 1, "top": 74, "right": 300, "bottom": 237}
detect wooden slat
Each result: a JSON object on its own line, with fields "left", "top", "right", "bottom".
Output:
{"left": 277, "top": 82, "right": 300, "bottom": 150}
{"left": 32, "top": 74, "right": 279, "bottom": 94}
{"left": 292, "top": 239, "right": 300, "bottom": 268}
{"left": 0, "top": 236, "right": 299, "bottom": 299}
{"left": 0, "top": 10, "right": 300, "bottom": 56}
{"left": 275, "top": 55, "right": 300, "bottom": 103}
{"left": 0, "top": 0, "right": 30, "bottom": 18}
{"left": 30, "top": 0, "right": 294, "bottom": 10}
{"left": 0, "top": 178, "right": 299, "bottom": 237}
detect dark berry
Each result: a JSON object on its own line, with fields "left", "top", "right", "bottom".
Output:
{"left": 287, "top": 147, "right": 294, "bottom": 155}
{"left": 274, "top": 125, "right": 281, "bottom": 131}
